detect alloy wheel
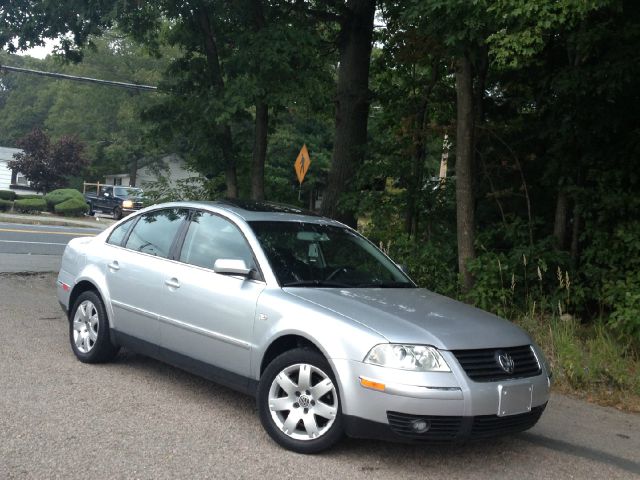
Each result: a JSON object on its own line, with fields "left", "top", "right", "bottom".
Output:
{"left": 72, "top": 300, "right": 99, "bottom": 353}
{"left": 268, "top": 363, "right": 338, "bottom": 441}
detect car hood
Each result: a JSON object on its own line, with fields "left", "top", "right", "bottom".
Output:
{"left": 284, "top": 287, "right": 532, "bottom": 350}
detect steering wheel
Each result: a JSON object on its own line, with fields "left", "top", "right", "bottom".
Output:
{"left": 326, "top": 266, "right": 353, "bottom": 281}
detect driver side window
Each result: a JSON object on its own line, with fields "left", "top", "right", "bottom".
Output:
{"left": 179, "top": 211, "right": 256, "bottom": 271}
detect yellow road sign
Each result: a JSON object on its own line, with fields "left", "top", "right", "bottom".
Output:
{"left": 294, "top": 144, "right": 311, "bottom": 184}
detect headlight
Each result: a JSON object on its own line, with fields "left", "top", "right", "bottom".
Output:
{"left": 122, "top": 200, "right": 133, "bottom": 208}
{"left": 364, "top": 344, "right": 451, "bottom": 372}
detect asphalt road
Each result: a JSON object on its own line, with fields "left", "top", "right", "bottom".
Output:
{"left": 0, "top": 274, "right": 638, "bottom": 480}
{"left": 0, "top": 222, "right": 100, "bottom": 273}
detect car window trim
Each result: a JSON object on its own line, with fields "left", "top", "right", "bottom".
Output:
{"left": 174, "top": 208, "right": 265, "bottom": 282}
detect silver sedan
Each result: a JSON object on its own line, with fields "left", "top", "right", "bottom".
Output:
{"left": 57, "top": 199, "right": 551, "bottom": 453}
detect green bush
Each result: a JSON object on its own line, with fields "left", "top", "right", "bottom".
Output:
{"left": 0, "top": 199, "right": 13, "bottom": 211}
{"left": 44, "top": 188, "right": 85, "bottom": 211}
{"left": 54, "top": 197, "right": 89, "bottom": 217}
{"left": 13, "top": 198, "right": 46, "bottom": 214}
{"left": 0, "top": 190, "right": 16, "bottom": 201}
{"left": 15, "top": 194, "right": 43, "bottom": 200}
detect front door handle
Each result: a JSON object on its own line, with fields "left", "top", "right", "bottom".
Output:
{"left": 164, "top": 278, "right": 180, "bottom": 289}
{"left": 108, "top": 261, "right": 120, "bottom": 271}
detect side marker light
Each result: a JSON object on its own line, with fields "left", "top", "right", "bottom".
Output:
{"left": 359, "top": 377, "right": 385, "bottom": 391}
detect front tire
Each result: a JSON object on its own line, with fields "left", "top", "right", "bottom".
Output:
{"left": 258, "top": 348, "right": 344, "bottom": 453}
{"left": 113, "top": 207, "right": 122, "bottom": 220}
{"left": 69, "top": 291, "right": 119, "bottom": 363}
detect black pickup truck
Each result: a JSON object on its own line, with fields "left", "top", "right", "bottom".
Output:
{"left": 85, "top": 186, "right": 144, "bottom": 220}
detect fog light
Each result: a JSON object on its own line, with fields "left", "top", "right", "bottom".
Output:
{"left": 411, "top": 419, "right": 430, "bottom": 433}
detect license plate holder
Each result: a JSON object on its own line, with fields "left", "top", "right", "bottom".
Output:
{"left": 497, "top": 383, "right": 533, "bottom": 417}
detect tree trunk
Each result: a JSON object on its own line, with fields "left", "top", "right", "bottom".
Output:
{"left": 321, "top": 0, "right": 376, "bottom": 227}
{"left": 570, "top": 203, "right": 581, "bottom": 267}
{"left": 455, "top": 54, "right": 476, "bottom": 292}
{"left": 251, "top": 100, "right": 268, "bottom": 200}
{"left": 196, "top": 6, "right": 238, "bottom": 198}
{"left": 404, "top": 97, "right": 428, "bottom": 236}
{"left": 129, "top": 157, "right": 138, "bottom": 187}
{"left": 250, "top": 0, "right": 268, "bottom": 201}
{"left": 553, "top": 190, "right": 568, "bottom": 249}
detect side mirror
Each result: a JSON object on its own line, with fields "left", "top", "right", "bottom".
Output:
{"left": 103, "top": 192, "right": 110, "bottom": 198}
{"left": 213, "top": 258, "right": 252, "bottom": 277}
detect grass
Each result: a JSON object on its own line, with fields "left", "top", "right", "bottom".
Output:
{"left": 515, "top": 309, "right": 640, "bottom": 412}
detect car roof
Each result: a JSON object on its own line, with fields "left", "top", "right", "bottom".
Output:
{"left": 158, "top": 199, "right": 345, "bottom": 225}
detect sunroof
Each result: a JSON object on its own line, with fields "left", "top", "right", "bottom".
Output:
{"left": 216, "top": 198, "right": 320, "bottom": 216}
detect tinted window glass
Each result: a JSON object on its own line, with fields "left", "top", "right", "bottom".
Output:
{"left": 180, "top": 212, "right": 255, "bottom": 270}
{"left": 125, "top": 209, "right": 188, "bottom": 258}
{"left": 249, "top": 221, "right": 414, "bottom": 288}
{"left": 107, "top": 218, "right": 135, "bottom": 246}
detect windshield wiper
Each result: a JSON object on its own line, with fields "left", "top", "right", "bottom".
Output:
{"left": 282, "top": 280, "right": 351, "bottom": 288}
{"left": 355, "top": 281, "right": 415, "bottom": 288}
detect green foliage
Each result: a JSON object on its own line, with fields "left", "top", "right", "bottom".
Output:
{"left": 529, "top": 317, "right": 640, "bottom": 397}
{"left": 8, "top": 128, "right": 88, "bottom": 193}
{"left": 54, "top": 197, "right": 89, "bottom": 217}
{"left": 0, "top": 199, "right": 13, "bottom": 211}
{"left": 13, "top": 197, "right": 46, "bottom": 214}
{"left": 15, "top": 194, "right": 43, "bottom": 200}
{"left": 44, "top": 188, "right": 85, "bottom": 211}
{"left": 0, "top": 190, "right": 17, "bottom": 201}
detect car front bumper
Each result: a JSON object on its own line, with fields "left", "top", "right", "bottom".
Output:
{"left": 330, "top": 351, "right": 551, "bottom": 442}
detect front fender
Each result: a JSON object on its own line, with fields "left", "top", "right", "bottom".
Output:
{"left": 250, "top": 288, "right": 387, "bottom": 380}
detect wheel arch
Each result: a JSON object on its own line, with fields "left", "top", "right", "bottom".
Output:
{"left": 68, "top": 280, "right": 103, "bottom": 321}
{"left": 259, "top": 334, "right": 325, "bottom": 376}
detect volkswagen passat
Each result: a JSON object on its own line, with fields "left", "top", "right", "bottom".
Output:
{"left": 57, "top": 200, "right": 551, "bottom": 453}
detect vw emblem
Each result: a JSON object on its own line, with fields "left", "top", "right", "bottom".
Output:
{"left": 496, "top": 351, "right": 515, "bottom": 374}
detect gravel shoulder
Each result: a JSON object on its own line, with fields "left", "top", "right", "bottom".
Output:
{"left": 0, "top": 273, "right": 638, "bottom": 480}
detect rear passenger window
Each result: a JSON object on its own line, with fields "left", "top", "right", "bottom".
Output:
{"left": 125, "top": 209, "right": 188, "bottom": 258}
{"left": 107, "top": 218, "right": 135, "bottom": 247}
{"left": 179, "top": 211, "right": 256, "bottom": 270}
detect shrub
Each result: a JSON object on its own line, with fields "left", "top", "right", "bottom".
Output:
{"left": 15, "top": 194, "right": 43, "bottom": 200}
{"left": 45, "top": 188, "right": 84, "bottom": 211}
{"left": 0, "top": 190, "right": 16, "bottom": 201}
{"left": 13, "top": 198, "right": 46, "bottom": 214}
{"left": 0, "top": 199, "right": 13, "bottom": 211}
{"left": 54, "top": 197, "right": 89, "bottom": 217}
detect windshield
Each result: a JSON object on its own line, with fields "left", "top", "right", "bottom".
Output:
{"left": 249, "top": 221, "right": 415, "bottom": 288}
{"left": 114, "top": 187, "right": 143, "bottom": 197}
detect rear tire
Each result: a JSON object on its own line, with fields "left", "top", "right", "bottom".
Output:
{"left": 69, "top": 291, "right": 119, "bottom": 363}
{"left": 258, "top": 348, "right": 344, "bottom": 453}
{"left": 86, "top": 202, "right": 94, "bottom": 216}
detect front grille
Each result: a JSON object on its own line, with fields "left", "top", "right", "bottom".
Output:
{"left": 133, "top": 202, "right": 144, "bottom": 210}
{"left": 471, "top": 405, "right": 546, "bottom": 438}
{"left": 386, "top": 404, "right": 546, "bottom": 442}
{"left": 387, "top": 411, "right": 462, "bottom": 440}
{"left": 451, "top": 345, "right": 541, "bottom": 382}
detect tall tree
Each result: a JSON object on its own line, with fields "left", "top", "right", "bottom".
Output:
{"left": 321, "top": 0, "right": 376, "bottom": 226}
{"left": 454, "top": 53, "right": 476, "bottom": 291}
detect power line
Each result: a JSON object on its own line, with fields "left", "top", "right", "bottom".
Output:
{"left": 0, "top": 64, "right": 158, "bottom": 92}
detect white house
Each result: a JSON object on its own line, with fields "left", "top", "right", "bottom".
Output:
{"left": 105, "top": 154, "right": 197, "bottom": 188}
{"left": 0, "top": 146, "right": 39, "bottom": 194}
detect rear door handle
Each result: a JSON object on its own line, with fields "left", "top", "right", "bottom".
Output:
{"left": 164, "top": 278, "right": 180, "bottom": 289}
{"left": 108, "top": 261, "right": 120, "bottom": 271}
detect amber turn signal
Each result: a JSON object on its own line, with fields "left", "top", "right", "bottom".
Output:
{"left": 359, "top": 377, "right": 385, "bottom": 391}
